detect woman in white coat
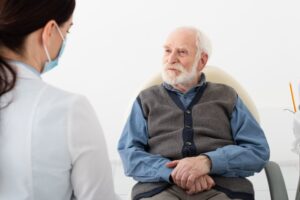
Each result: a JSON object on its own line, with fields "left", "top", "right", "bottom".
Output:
{"left": 0, "top": 0, "right": 118, "bottom": 199}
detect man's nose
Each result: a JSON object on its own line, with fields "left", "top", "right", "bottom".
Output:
{"left": 168, "top": 52, "right": 178, "bottom": 64}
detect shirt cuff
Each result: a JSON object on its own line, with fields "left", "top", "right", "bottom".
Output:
{"left": 158, "top": 165, "right": 173, "bottom": 183}
{"left": 203, "top": 151, "right": 227, "bottom": 175}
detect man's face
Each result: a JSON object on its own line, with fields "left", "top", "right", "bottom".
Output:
{"left": 162, "top": 29, "right": 200, "bottom": 86}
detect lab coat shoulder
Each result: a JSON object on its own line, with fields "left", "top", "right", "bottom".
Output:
{"left": 37, "top": 85, "right": 117, "bottom": 200}
{"left": 34, "top": 83, "right": 107, "bottom": 161}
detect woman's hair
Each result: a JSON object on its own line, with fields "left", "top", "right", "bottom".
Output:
{"left": 0, "top": 0, "right": 76, "bottom": 97}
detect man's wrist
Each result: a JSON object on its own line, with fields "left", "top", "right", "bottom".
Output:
{"left": 199, "top": 154, "right": 212, "bottom": 173}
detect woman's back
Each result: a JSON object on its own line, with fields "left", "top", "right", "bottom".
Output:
{"left": 0, "top": 63, "right": 117, "bottom": 200}
{"left": 0, "top": 1, "right": 118, "bottom": 199}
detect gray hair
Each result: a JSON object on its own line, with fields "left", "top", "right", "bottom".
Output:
{"left": 195, "top": 29, "right": 212, "bottom": 59}
{"left": 173, "top": 26, "right": 212, "bottom": 60}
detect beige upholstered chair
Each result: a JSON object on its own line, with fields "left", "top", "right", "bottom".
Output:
{"left": 137, "top": 65, "right": 289, "bottom": 200}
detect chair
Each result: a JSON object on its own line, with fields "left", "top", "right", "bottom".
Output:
{"left": 137, "top": 65, "right": 289, "bottom": 200}
{"left": 296, "top": 175, "right": 300, "bottom": 200}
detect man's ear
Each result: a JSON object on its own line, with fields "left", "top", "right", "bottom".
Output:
{"left": 197, "top": 53, "right": 208, "bottom": 72}
{"left": 41, "top": 20, "right": 56, "bottom": 47}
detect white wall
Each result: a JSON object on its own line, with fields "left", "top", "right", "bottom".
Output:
{"left": 43, "top": 0, "right": 300, "bottom": 161}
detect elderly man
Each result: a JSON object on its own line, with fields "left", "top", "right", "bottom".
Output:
{"left": 118, "top": 27, "right": 270, "bottom": 200}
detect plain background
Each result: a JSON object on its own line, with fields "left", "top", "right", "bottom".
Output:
{"left": 43, "top": 0, "right": 300, "bottom": 164}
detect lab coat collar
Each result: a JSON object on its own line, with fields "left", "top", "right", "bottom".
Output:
{"left": 9, "top": 61, "right": 42, "bottom": 80}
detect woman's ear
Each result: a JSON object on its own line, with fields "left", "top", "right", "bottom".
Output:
{"left": 41, "top": 20, "right": 57, "bottom": 47}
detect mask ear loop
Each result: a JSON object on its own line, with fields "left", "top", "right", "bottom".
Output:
{"left": 43, "top": 23, "right": 65, "bottom": 63}
{"left": 54, "top": 23, "right": 65, "bottom": 41}
{"left": 43, "top": 41, "right": 52, "bottom": 62}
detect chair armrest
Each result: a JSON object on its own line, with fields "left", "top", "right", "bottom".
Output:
{"left": 264, "top": 161, "right": 289, "bottom": 200}
{"left": 296, "top": 175, "right": 300, "bottom": 200}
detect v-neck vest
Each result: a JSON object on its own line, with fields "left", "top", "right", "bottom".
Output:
{"left": 137, "top": 82, "right": 237, "bottom": 160}
{"left": 132, "top": 82, "right": 255, "bottom": 200}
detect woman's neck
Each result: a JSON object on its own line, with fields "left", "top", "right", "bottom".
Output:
{"left": 1, "top": 48, "right": 43, "bottom": 73}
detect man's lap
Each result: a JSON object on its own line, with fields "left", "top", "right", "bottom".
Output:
{"left": 140, "top": 185, "right": 242, "bottom": 200}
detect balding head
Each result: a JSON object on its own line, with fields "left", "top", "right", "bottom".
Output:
{"left": 167, "top": 27, "right": 212, "bottom": 60}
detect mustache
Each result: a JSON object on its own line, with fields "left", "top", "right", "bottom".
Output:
{"left": 164, "top": 63, "right": 186, "bottom": 72}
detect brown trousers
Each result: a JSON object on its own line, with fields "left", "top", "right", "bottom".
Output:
{"left": 140, "top": 185, "right": 242, "bottom": 200}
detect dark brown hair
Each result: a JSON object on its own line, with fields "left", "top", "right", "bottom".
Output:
{"left": 0, "top": 0, "right": 76, "bottom": 97}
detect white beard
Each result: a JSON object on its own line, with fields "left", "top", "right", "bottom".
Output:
{"left": 162, "top": 60, "right": 198, "bottom": 87}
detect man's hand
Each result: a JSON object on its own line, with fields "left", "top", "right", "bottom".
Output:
{"left": 186, "top": 175, "right": 215, "bottom": 195}
{"left": 166, "top": 155, "right": 212, "bottom": 190}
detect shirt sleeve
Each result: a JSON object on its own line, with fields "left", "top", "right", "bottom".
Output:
{"left": 204, "top": 96, "right": 270, "bottom": 177}
{"left": 118, "top": 99, "right": 173, "bottom": 183}
{"left": 67, "top": 96, "right": 119, "bottom": 200}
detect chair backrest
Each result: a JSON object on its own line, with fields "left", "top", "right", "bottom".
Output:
{"left": 139, "top": 65, "right": 260, "bottom": 123}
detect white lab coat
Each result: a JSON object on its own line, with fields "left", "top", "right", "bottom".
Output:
{"left": 0, "top": 62, "right": 118, "bottom": 200}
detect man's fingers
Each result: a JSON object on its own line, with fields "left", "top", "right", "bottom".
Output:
{"left": 173, "top": 166, "right": 185, "bottom": 186}
{"left": 186, "top": 184, "right": 196, "bottom": 195}
{"left": 171, "top": 165, "right": 183, "bottom": 187}
{"left": 200, "top": 176, "right": 208, "bottom": 190}
{"left": 206, "top": 175, "right": 215, "bottom": 189}
{"left": 180, "top": 172, "right": 190, "bottom": 189}
{"left": 185, "top": 175, "right": 215, "bottom": 195}
{"left": 171, "top": 165, "right": 178, "bottom": 179}
{"left": 171, "top": 169, "right": 180, "bottom": 186}
{"left": 195, "top": 178, "right": 202, "bottom": 193}
{"left": 166, "top": 160, "right": 179, "bottom": 168}
{"left": 186, "top": 174, "right": 196, "bottom": 189}
{"left": 174, "top": 172, "right": 182, "bottom": 187}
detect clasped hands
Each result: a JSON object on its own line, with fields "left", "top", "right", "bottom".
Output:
{"left": 166, "top": 155, "right": 215, "bottom": 195}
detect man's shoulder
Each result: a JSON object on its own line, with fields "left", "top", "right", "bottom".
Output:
{"left": 205, "top": 82, "right": 238, "bottom": 103}
{"left": 206, "top": 82, "right": 237, "bottom": 94}
{"left": 139, "top": 84, "right": 164, "bottom": 97}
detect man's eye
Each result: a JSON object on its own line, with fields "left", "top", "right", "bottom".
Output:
{"left": 165, "top": 49, "right": 171, "bottom": 53}
{"left": 179, "top": 50, "right": 187, "bottom": 55}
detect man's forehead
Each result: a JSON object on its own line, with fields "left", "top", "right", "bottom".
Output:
{"left": 164, "top": 29, "right": 197, "bottom": 49}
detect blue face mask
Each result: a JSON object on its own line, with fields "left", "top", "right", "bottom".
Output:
{"left": 42, "top": 23, "right": 66, "bottom": 73}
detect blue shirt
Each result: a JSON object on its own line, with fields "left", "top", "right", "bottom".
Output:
{"left": 118, "top": 78, "right": 270, "bottom": 183}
